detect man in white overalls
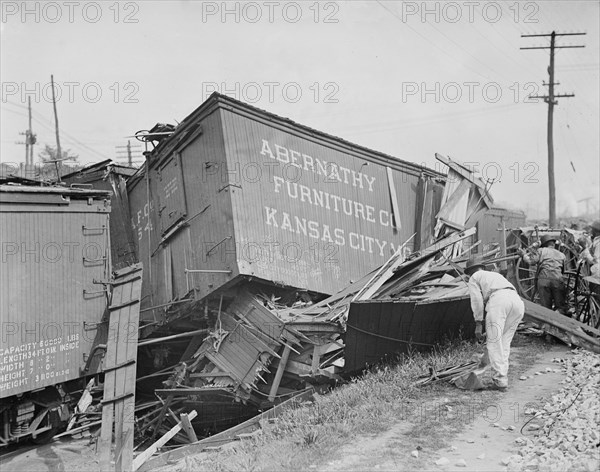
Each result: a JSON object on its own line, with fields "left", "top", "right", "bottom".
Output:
{"left": 465, "top": 257, "right": 525, "bottom": 391}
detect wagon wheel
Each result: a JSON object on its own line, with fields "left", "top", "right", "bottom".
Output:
{"left": 559, "top": 240, "right": 579, "bottom": 274}
{"left": 570, "top": 264, "right": 600, "bottom": 331}
{"left": 515, "top": 257, "right": 539, "bottom": 302}
{"left": 515, "top": 242, "right": 577, "bottom": 304}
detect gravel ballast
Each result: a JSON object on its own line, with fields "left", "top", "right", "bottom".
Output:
{"left": 506, "top": 349, "right": 600, "bottom": 472}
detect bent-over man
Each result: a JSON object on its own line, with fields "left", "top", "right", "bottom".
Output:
{"left": 465, "top": 257, "right": 525, "bottom": 391}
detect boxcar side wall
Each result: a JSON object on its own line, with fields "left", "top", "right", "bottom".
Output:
{"left": 0, "top": 194, "right": 110, "bottom": 398}
{"left": 221, "top": 108, "right": 423, "bottom": 294}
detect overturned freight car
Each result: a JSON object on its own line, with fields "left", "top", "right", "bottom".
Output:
{"left": 129, "top": 92, "right": 445, "bottom": 331}
{"left": 0, "top": 185, "right": 111, "bottom": 445}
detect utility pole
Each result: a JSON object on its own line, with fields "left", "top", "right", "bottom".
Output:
{"left": 26, "top": 97, "right": 36, "bottom": 167}
{"left": 16, "top": 97, "right": 37, "bottom": 178}
{"left": 115, "top": 140, "right": 142, "bottom": 167}
{"left": 50, "top": 74, "right": 63, "bottom": 178}
{"left": 521, "top": 31, "right": 585, "bottom": 228}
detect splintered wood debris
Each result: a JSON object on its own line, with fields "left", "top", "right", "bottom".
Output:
{"left": 154, "top": 290, "right": 344, "bottom": 409}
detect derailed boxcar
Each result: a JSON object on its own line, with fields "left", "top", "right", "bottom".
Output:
{"left": 129, "top": 92, "right": 444, "bottom": 329}
{"left": 0, "top": 185, "right": 111, "bottom": 445}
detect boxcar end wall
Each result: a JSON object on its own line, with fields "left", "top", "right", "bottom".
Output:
{"left": 0, "top": 186, "right": 111, "bottom": 398}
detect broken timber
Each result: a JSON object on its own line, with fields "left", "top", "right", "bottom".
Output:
{"left": 132, "top": 410, "right": 198, "bottom": 471}
{"left": 99, "top": 264, "right": 143, "bottom": 472}
{"left": 522, "top": 299, "right": 600, "bottom": 353}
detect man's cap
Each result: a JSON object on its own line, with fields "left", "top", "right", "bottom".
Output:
{"left": 464, "top": 257, "right": 486, "bottom": 275}
{"left": 540, "top": 234, "right": 558, "bottom": 247}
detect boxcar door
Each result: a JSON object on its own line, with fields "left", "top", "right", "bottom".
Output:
{"left": 156, "top": 152, "right": 188, "bottom": 234}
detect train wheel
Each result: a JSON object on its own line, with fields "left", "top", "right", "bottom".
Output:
{"left": 30, "top": 387, "right": 62, "bottom": 445}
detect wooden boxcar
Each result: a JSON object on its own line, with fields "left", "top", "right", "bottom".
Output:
{"left": 0, "top": 184, "right": 111, "bottom": 445}
{"left": 476, "top": 206, "right": 527, "bottom": 252}
{"left": 128, "top": 93, "right": 444, "bottom": 328}
{"left": 63, "top": 160, "right": 138, "bottom": 269}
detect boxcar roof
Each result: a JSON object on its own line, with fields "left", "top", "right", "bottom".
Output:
{"left": 148, "top": 92, "right": 444, "bottom": 179}
{"left": 0, "top": 184, "right": 111, "bottom": 199}
{"left": 62, "top": 159, "right": 138, "bottom": 180}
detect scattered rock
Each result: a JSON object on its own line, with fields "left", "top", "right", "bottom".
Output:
{"left": 449, "top": 445, "right": 458, "bottom": 451}
{"left": 435, "top": 457, "right": 450, "bottom": 466}
{"left": 501, "top": 456, "right": 512, "bottom": 466}
{"left": 528, "top": 424, "right": 541, "bottom": 431}
{"left": 508, "top": 425, "right": 516, "bottom": 431}
{"left": 411, "top": 450, "right": 419, "bottom": 458}
{"left": 477, "top": 453, "right": 486, "bottom": 460}
{"left": 455, "top": 459, "right": 467, "bottom": 467}
{"left": 519, "top": 375, "right": 528, "bottom": 380}
{"left": 466, "top": 439, "right": 475, "bottom": 444}
{"left": 492, "top": 422, "right": 499, "bottom": 428}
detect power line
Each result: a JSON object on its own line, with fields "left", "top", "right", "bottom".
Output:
{"left": 2, "top": 100, "right": 111, "bottom": 161}
{"left": 375, "top": 1, "right": 497, "bottom": 82}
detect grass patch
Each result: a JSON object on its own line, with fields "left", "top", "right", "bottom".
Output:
{"left": 164, "top": 334, "right": 548, "bottom": 472}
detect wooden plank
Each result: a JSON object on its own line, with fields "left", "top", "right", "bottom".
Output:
{"left": 435, "top": 179, "right": 470, "bottom": 222}
{"left": 180, "top": 413, "right": 198, "bottom": 443}
{"left": 268, "top": 344, "right": 291, "bottom": 401}
{"left": 435, "top": 153, "right": 493, "bottom": 208}
{"left": 151, "top": 395, "right": 174, "bottom": 441}
{"left": 522, "top": 299, "right": 600, "bottom": 353}
{"left": 99, "top": 298, "right": 120, "bottom": 470}
{"left": 98, "top": 264, "right": 143, "bottom": 472}
{"left": 352, "top": 235, "right": 414, "bottom": 301}
{"left": 132, "top": 410, "right": 198, "bottom": 471}
{"left": 116, "top": 267, "right": 142, "bottom": 472}
{"left": 386, "top": 167, "right": 401, "bottom": 230}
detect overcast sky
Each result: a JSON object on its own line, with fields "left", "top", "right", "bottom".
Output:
{"left": 1, "top": 0, "right": 598, "bottom": 219}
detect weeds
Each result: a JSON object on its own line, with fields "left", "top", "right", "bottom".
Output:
{"left": 169, "top": 335, "right": 546, "bottom": 472}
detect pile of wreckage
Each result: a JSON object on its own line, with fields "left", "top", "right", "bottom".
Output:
{"left": 58, "top": 151, "right": 599, "bottom": 471}
{"left": 126, "top": 227, "right": 599, "bottom": 471}
{"left": 49, "top": 95, "right": 598, "bottom": 471}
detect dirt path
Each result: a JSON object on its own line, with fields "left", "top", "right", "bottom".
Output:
{"left": 319, "top": 344, "right": 571, "bottom": 472}
{"left": 427, "top": 344, "right": 570, "bottom": 471}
